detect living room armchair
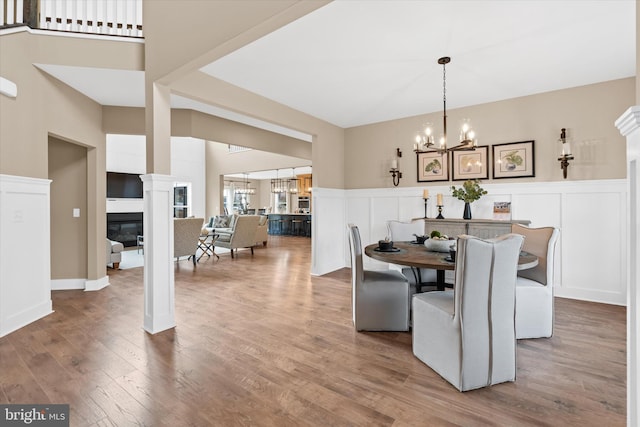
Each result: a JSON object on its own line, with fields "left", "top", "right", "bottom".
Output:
{"left": 174, "top": 217, "right": 205, "bottom": 265}
{"left": 106, "top": 238, "right": 124, "bottom": 269}
{"left": 215, "top": 215, "right": 261, "bottom": 258}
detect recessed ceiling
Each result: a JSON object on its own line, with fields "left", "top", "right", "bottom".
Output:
{"left": 34, "top": 0, "right": 635, "bottom": 134}
{"left": 201, "top": 0, "right": 636, "bottom": 128}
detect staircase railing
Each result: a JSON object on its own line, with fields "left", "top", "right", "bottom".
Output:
{"left": 1, "top": 0, "right": 143, "bottom": 37}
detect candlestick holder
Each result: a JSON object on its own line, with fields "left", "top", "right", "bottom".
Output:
{"left": 423, "top": 198, "right": 429, "bottom": 218}
{"left": 436, "top": 205, "right": 444, "bottom": 219}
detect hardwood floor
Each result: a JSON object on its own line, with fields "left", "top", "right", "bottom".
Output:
{"left": 0, "top": 236, "right": 626, "bottom": 426}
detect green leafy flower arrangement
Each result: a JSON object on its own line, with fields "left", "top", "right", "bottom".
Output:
{"left": 450, "top": 179, "right": 487, "bottom": 203}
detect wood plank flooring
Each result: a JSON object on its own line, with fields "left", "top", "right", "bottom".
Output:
{"left": 0, "top": 236, "right": 626, "bottom": 426}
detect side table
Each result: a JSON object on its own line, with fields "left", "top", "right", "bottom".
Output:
{"left": 197, "top": 232, "right": 219, "bottom": 262}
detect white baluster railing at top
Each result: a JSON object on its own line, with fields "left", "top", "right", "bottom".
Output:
{"left": 39, "top": 0, "right": 143, "bottom": 37}
{"left": 1, "top": 0, "right": 25, "bottom": 26}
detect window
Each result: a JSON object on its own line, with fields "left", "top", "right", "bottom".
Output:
{"left": 173, "top": 184, "right": 189, "bottom": 218}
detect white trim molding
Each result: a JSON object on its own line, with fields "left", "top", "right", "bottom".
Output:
{"left": 0, "top": 77, "right": 17, "bottom": 98}
{"left": 0, "top": 174, "right": 53, "bottom": 337}
{"left": 85, "top": 275, "right": 110, "bottom": 291}
{"left": 332, "top": 179, "right": 627, "bottom": 306}
{"left": 616, "top": 105, "right": 640, "bottom": 427}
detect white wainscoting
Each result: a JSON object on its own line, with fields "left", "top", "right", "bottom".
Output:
{"left": 0, "top": 174, "right": 54, "bottom": 337}
{"left": 312, "top": 179, "right": 627, "bottom": 306}
{"left": 311, "top": 187, "right": 347, "bottom": 276}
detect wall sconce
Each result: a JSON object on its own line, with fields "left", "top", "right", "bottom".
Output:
{"left": 389, "top": 148, "right": 402, "bottom": 186}
{"left": 557, "top": 128, "right": 574, "bottom": 179}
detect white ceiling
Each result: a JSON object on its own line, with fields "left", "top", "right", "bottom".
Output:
{"left": 36, "top": 0, "right": 635, "bottom": 134}
{"left": 203, "top": 0, "right": 636, "bottom": 128}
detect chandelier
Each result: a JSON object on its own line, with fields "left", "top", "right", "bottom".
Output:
{"left": 287, "top": 168, "right": 300, "bottom": 194}
{"left": 413, "top": 56, "right": 477, "bottom": 154}
{"left": 270, "top": 168, "right": 302, "bottom": 193}
{"left": 271, "top": 169, "right": 287, "bottom": 193}
{"left": 235, "top": 173, "right": 256, "bottom": 195}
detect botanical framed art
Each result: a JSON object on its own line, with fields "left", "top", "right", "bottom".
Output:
{"left": 452, "top": 146, "right": 489, "bottom": 180}
{"left": 492, "top": 140, "right": 535, "bottom": 179}
{"left": 417, "top": 151, "right": 449, "bottom": 182}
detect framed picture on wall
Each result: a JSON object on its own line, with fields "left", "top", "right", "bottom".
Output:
{"left": 492, "top": 140, "right": 535, "bottom": 179}
{"left": 452, "top": 146, "right": 489, "bottom": 180}
{"left": 417, "top": 151, "right": 449, "bottom": 182}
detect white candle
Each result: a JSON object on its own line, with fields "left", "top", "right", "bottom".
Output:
{"left": 391, "top": 159, "right": 398, "bottom": 170}
{"left": 423, "top": 189, "right": 429, "bottom": 199}
{"left": 437, "top": 193, "right": 443, "bottom": 205}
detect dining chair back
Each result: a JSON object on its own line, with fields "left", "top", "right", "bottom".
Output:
{"left": 412, "top": 233, "right": 524, "bottom": 391}
{"left": 511, "top": 224, "right": 560, "bottom": 339}
{"left": 347, "top": 224, "right": 411, "bottom": 331}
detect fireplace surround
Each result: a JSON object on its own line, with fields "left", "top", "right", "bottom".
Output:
{"left": 107, "top": 212, "right": 143, "bottom": 247}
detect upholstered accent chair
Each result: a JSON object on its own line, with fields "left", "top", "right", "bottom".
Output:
{"left": 412, "top": 234, "right": 524, "bottom": 391}
{"left": 215, "top": 215, "right": 261, "bottom": 258}
{"left": 511, "top": 224, "right": 560, "bottom": 339}
{"left": 174, "top": 217, "right": 205, "bottom": 265}
{"left": 106, "top": 238, "right": 124, "bottom": 269}
{"left": 347, "top": 224, "right": 411, "bottom": 331}
{"left": 386, "top": 220, "right": 438, "bottom": 290}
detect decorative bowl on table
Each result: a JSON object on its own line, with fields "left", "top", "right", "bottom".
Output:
{"left": 424, "top": 238, "right": 455, "bottom": 253}
{"left": 378, "top": 240, "right": 394, "bottom": 251}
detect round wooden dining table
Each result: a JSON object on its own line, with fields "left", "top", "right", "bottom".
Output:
{"left": 364, "top": 241, "right": 538, "bottom": 292}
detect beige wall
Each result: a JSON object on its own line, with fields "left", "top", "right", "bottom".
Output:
{"left": 170, "top": 73, "right": 345, "bottom": 190}
{"left": 345, "top": 78, "right": 634, "bottom": 189}
{"left": 0, "top": 31, "right": 134, "bottom": 280}
{"left": 48, "top": 137, "right": 87, "bottom": 279}
{"left": 143, "top": 0, "right": 328, "bottom": 84}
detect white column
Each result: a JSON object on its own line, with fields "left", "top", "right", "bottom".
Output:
{"left": 141, "top": 174, "right": 176, "bottom": 334}
{"left": 615, "top": 105, "right": 640, "bottom": 426}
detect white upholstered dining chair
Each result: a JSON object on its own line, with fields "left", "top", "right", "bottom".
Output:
{"left": 347, "top": 224, "right": 411, "bottom": 331}
{"left": 511, "top": 224, "right": 560, "bottom": 339}
{"left": 386, "top": 220, "right": 437, "bottom": 289}
{"left": 412, "top": 233, "right": 524, "bottom": 391}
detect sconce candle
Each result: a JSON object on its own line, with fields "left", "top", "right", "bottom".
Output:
{"left": 558, "top": 127, "right": 575, "bottom": 179}
{"left": 391, "top": 159, "right": 398, "bottom": 169}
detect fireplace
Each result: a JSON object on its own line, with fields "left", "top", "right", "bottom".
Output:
{"left": 107, "top": 212, "right": 143, "bottom": 247}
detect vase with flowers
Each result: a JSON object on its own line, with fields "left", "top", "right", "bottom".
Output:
{"left": 450, "top": 179, "right": 487, "bottom": 220}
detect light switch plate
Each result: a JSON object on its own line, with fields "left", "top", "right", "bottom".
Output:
{"left": 73, "top": 208, "right": 80, "bottom": 217}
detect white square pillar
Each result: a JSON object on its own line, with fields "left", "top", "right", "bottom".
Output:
{"left": 615, "top": 105, "right": 640, "bottom": 426}
{"left": 140, "top": 173, "right": 176, "bottom": 334}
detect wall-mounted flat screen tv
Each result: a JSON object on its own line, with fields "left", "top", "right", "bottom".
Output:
{"left": 107, "top": 172, "right": 143, "bottom": 198}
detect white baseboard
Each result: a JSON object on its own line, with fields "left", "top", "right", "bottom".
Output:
{"left": 85, "top": 275, "right": 110, "bottom": 291}
{"left": 0, "top": 300, "right": 53, "bottom": 338}
{"left": 51, "top": 278, "right": 85, "bottom": 290}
